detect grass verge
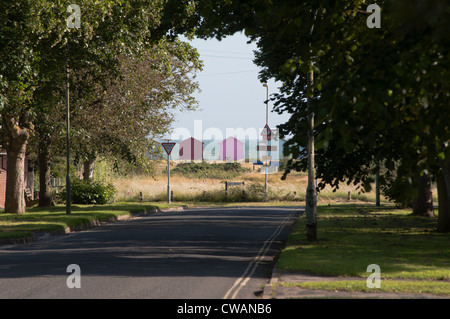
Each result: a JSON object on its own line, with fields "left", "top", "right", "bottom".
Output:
{"left": 278, "top": 280, "right": 450, "bottom": 296}
{"left": 0, "top": 202, "right": 183, "bottom": 244}
{"left": 275, "top": 204, "right": 450, "bottom": 296}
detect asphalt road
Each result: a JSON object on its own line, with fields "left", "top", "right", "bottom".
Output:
{"left": 0, "top": 206, "right": 302, "bottom": 299}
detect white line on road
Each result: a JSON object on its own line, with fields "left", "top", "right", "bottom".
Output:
{"left": 223, "top": 210, "right": 299, "bottom": 299}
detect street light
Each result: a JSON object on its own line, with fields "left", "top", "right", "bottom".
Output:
{"left": 263, "top": 83, "right": 269, "bottom": 125}
{"left": 65, "top": 4, "right": 81, "bottom": 215}
{"left": 263, "top": 83, "right": 269, "bottom": 201}
{"left": 65, "top": 45, "right": 71, "bottom": 215}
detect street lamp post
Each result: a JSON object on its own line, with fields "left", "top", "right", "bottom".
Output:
{"left": 263, "top": 83, "right": 269, "bottom": 125}
{"left": 65, "top": 52, "right": 71, "bottom": 215}
{"left": 65, "top": 4, "right": 81, "bottom": 215}
{"left": 263, "top": 83, "right": 269, "bottom": 201}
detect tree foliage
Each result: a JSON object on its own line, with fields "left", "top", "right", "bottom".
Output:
{"left": 0, "top": 0, "right": 201, "bottom": 212}
{"left": 69, "top": 37, "right": 202, "bottom": 173}
{"left": 194, "top": 0, "right": 450, "bottom": 231}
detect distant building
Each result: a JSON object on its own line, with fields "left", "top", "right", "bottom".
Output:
{"left": 203, "top": 140, "right": 219, "bottom": 162}
{"left": 178, "top": 137, "right": 204, "bottom": 162}
{"left": 220, "top": 137, "right": 244, "bottom": 162}
{"left": 159, "top": 134, "right": 288, "bottom": 164}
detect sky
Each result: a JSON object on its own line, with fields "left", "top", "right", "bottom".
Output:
{"left": 166, "top": 32, "right": 291, "bottom": 142}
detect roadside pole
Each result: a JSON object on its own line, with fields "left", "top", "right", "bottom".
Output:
{"left": 376, "top": 160, "right": 380, "bottom": 206}
{"left": 167, "top": 153, "right": 171, "bottom": 204}
{"left": 65, "top": 47, "right": 71, "bottom": 215}
{"left": 262, "top": 83, "right": 270, "bottom": 202}
{"left": 161, "top": 142, "right": 176, "bottom": 204}
{"left": 65, "top": 4, "right": 81, "bottom": 215}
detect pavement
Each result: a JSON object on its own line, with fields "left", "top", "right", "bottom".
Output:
{"left": 263, "top": 268, "right": 450, "bottom": 299}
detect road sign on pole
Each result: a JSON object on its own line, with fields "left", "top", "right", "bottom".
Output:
{"left": 261, "top": 124, "right": 272, "bottom": 141}
{"left": 162, "top": 142, "right": 176, "bottom": 156}
{"left": 162, "top": 142, "right": 176, "bottom": 204}
{"left": 257, "top": 145, "right": 278, "bottom": 152}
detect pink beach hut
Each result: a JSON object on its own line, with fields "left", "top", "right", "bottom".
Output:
{"left": 179, "top": 137, "right": 204, "bottom": 162}
{"left": 220, "top": 137, "right": 244, "bottom": 162}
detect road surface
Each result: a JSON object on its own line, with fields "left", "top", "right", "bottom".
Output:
{"left": 0, "top": 206, "right": 302, "bottom": 299}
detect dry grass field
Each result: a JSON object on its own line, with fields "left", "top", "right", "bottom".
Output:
{"left": 111, "top": 161, "right": 381, "bottom": 204}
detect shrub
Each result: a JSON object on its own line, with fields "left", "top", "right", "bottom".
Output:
{"left": 60, "top": 178, "right": 116, "bottom": 205}
{"left": 191, "top": 182, "right": 270, "bottom": 203}
{"left": 172, "top": 162, "right": 250, "bottom": 179}
{"left": 244, "top": 183, "right": 267, "bottom": 202}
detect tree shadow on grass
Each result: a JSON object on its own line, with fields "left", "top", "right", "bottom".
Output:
{"left": 0, "top": 203, "right": 162, "bottom": 242}
{"left": 280, "top": 207, "right": 450, "bottom": 280}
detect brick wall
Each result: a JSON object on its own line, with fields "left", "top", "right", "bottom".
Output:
{"left": 0, "top": 154, "right": 7, "bottom": 208}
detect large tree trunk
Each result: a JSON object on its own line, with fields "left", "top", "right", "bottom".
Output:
{"left": 38, "top": 144, "right": 53, "bottom": 207}
{"left": 83, "top": 157, "right": 96, "bottom": 181}
{"left": 5, "top": 146, "right": 27, "bottom": 214}
{"left": 437, "top": 158, "right": 450, "bottom": 232}
{"left": 412, "top": 173, "right": 434, "bottom": 217}
{"left": 3, "top": 115, "right": 32, "bottom": 214}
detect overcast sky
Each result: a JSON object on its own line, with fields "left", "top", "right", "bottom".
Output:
{"left": 167, "top": 33, "right": 290, "bottom": 141}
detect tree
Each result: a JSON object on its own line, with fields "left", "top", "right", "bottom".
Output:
{"left": 253, "top": 1, "right": 450, "bottom": 231}
{"left": 195, "top": 0, "right": 450, "bottom": 232}
{"left": 312, "top": 1, "right": 450, "bottom": 230}
{"left": 412, "top": 173, "right": 434, "bottom": 217}
{"left": 70, "top": 38, "right": 202, "bottom": 180}
{"left": 195, "top": 0, "right": 330, "bottom": 241}
{"left": 1, "top": 0, "right": 200, "bottom": 212}
{"left": 0, "top": 1, "right": 41, "bottom": 213}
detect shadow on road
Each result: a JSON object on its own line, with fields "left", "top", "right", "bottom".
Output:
{"left": 0, "top": 207, "right": 302, "bottom": 281}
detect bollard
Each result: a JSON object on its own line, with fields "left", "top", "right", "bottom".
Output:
{"left": 225, "top": 182, "right": 228, "bottom": 202}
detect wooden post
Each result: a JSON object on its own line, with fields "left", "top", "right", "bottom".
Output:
{"left": 376, "top": 160, "right": 380, "bottom": 206}
{"left": 225, "top": 182, "right": 228, "bottom": 202}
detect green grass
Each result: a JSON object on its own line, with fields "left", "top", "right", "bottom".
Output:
{"left": 278, "top": 280, "right": 450, "bottom": 296}
{"left": 276, "top": 204, "right": 450, "bottom": 295}
{"left": 0, "top": 202, "right": 181, "bottom": 243}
